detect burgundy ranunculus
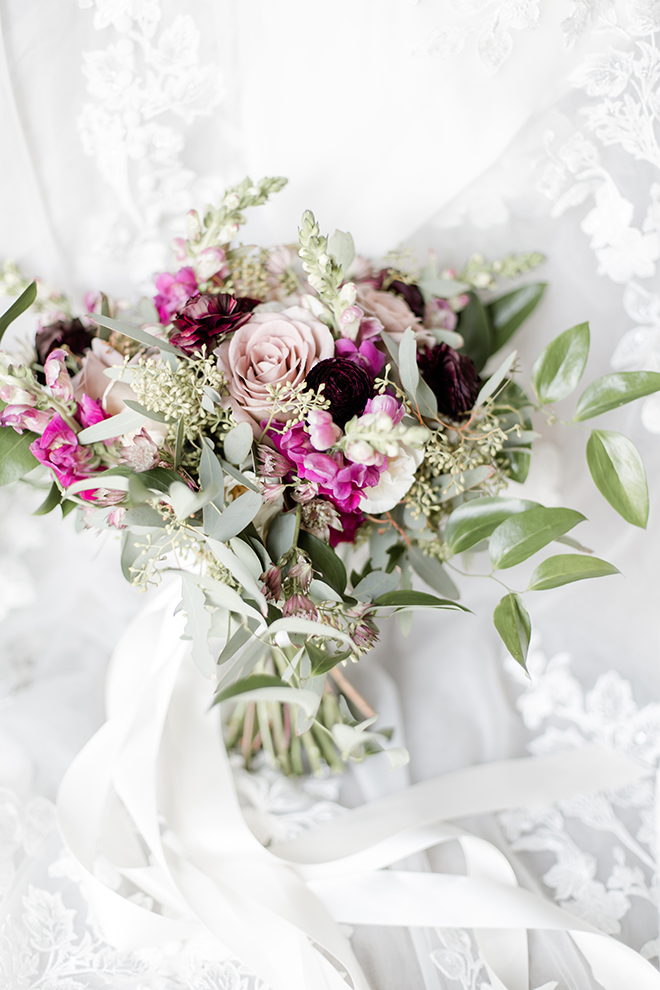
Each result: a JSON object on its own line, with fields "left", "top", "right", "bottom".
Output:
{"left": 378, "top": 270, "right": 425, "bottom": 319}
{"left": 35, "top": 318, "right": 93, "bottom": 364}
{"left": 304, "top": 357, "right": 374, "bottom": 429}
{"left": 169, "top": 292, "right": 260, "bottom": 354}
{"left": 417, "top": 343, "right": 481, "bottom": 418}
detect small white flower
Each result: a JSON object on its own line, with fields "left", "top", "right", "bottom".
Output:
{"left": 361, "top": 444, "right": 424, "bottom": 514}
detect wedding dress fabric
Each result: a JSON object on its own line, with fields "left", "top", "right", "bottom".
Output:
{"left": 1, "top": 2, "right": 659, "bottom": 988}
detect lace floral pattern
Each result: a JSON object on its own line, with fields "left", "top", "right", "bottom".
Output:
{"left": 77, "top": 0, "right": 226, "bottom": 287}
{"left": 503, "top": 647, "right": 660, "bottom": 963}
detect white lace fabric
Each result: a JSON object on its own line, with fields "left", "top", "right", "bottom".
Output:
{"left": 1, "top": 1, "right": 660, "bottom": 988}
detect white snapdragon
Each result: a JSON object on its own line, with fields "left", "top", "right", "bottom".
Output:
{"left": 361, "top": 444, "right": 425, "bottom": 514}
{"left": 342, "top": 408, "right": 429, "bottom": 467}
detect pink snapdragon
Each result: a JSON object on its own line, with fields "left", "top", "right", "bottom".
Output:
{"left": 29, "top": 415, "right": 94, "bottom": 489}
{"left": 307, "top": 409, "right": 342, "bottom": 451}
{"left": 363, "top": 394, "right": 405, "bottom": 424}
{"left": 195, "top": 247, "right": 229, "bottom": 283}
{"left": 78, "top": 394, "right": 105, "bottom": 429}
{"left": 0, "top": 405, "right": 51, "bottom": 434}
{"left": 153, "top": 267, "right": 198, "bottom": 323}
{"left": 335, "top": 337, "right": 385, "bottom": 377}
{"left": 425, "top": 297, "right": 458, "bottom": 331}
{"left": 0, "top": 384, "right": 36, "bottom": 406}
{"left": 44, "top": 349, "right": 74, "bottom": 401}
{"left": 271, "top": 423, "right": 383, "bottom": 513}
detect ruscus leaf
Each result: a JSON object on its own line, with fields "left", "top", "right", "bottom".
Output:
{"left": 0, "top": 426, "right": 39, "bottom": 485}
{"left": 489, "top": 506, "right": 585, "bottom": 570}
{"left": 493, "top": 593, "right": 531, "bottom": 671}
{"left": 573, "top": 372, "right": 660, "bottom": 421}
{"left": 0, "top": 281, "right": 37, "bottom": 342}
{"left": 527, "top": 554, "right": 619, "bottom": 591}
{"left": 530, "top": 322, "right": 590, "bottom": 404}
{"left": 488, "top": 282, "right": 546, "bottom": 353}
{"left": 586, "top": 429, "right": 649, "bottom": 528}
{"left": 445, "top": 496, "right": 539, "bottom": 555}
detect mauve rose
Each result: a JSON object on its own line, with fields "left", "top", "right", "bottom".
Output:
{"left": 170, "top": 292, "right": 259, "bottom": 355}
{"left": 355, "top": 284, "right": 421, "bottom": 339}
{"left": 217, "top": 306, "right": 334, "bottom": 428}
{"left": 304, "top": 357, "right": 373, "bottom": 429}
{"left": 417, "top": 343, "right": 481, "bottom": 418}
{"left": 35, "top": 317, "right": 93, "bottom": 364}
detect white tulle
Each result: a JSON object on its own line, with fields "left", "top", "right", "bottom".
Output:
{"left": 1, "top": 1, "right": 660, "bottom": 987}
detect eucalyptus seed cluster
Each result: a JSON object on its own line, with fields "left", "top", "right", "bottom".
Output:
{"left": 223, "top": 247, "right": 272, "bottom": 299}
{"left": 131, "top": 355, "right": 229, "bottom": 443}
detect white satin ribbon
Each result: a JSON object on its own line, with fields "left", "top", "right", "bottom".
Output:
{"left": 58, "top": 583, "right": 660, "bottom": 990}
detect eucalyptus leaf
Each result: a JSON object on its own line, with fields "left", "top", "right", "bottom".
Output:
{"left": 214, "top": 673, "right": 285, "bottom": 702}
{"left": 528, "top": 554, "right": 619, "bottom": 591}
{"left": 206, "top": 489, "right": 262, "bottom": 542}
{"left": 266, "top": 510, "right": 297, "bottom": 562}
{"left": 180, "top": 573, "right": 215, "bottom": 676}
{"left": 305, "top": 642, "right": 354, "bottom": 676}
{"left": 267, "top": 616, "right": 353, "bottom": 643}
{"left": 327, "top": 229, "right": 355, "bottom": 271}
{"left": 200, "top": 440, "right": 225, "bottom": 535}
{"left": 488, "top": 282, "right": 546, "bottom": 353}
{"left": 445, "top": 496, "right": 539, "bottom": 555}
{"left": 573, "top": 371, "right": 660, "bottom": 421}
{"left": 379, "top": 330, "right": 400, "bottom": 368}
{"left": 77, "top": 407, "right": 147, "bottom": 443}
{"left": 65, "top": 474, "right": 131, "bottom": 497}
{"left": 489, "top": 506, "right": 586, "bottom": 571}
{"left": 432, "top": 465, "right": 493, "bottom": 502}
{"left": 214, "top": 680, "right": 321, "bottom": 718}
{"left": 586, "top": 429, "right": 649, "bottom": 528}
{"left": 122, "top": 400, "right": 170, "bottom": 424}
{"left": 352, "top": 569, "right": 400, "bottom": 601}
{"left": 217, "top": 619, "right": 262, "bottom": 664}
{"left": 0, "top": 281, "right": 37, "bottom": 342}
{"left": 398, "top": 327, "right": 420, "bottom": 398}
{"left": 474, "top": 350, "right": 516, "bottom": 409}
{"left": 219, "top": 459, "right": 261, "bottom": 492}
{"left": 309, "top": 579, "right": 343, "bottom": 604}
{"left": 530, "top": 322, "right": 589, "bottom": 405}
{"left": 90, "top": 313, "right": 186, "bottom": 357}
{"left": 207, "top": 537, "right": 268, "bottom": 615}
{"left": 418, "top": 276, "right": 470, "bottom": 301}
{"left": 123, "top": 506, "right": 166, "bottom": 527}
{"left": 0, "top": 427, "right": 39, "bottom": 485}
{"left": 172, "top": 570, "right": 264, "bottom": 624}
{"left": 298, "top": 530, "right": 347, "bottom": 594}
{"left": 223, "top": 421, "right": 254, "bottom": 465}
{"left": 168, "top": 480, "right": 223, "bottom": 520}
{"left": 493, "top": 593, "right": 531, "bottom": 671}
{"left": 457, "top": 293, "right": 493, "bottom": 372}
{"left": 408, "top": 547, "right": 460, "bottom": 599}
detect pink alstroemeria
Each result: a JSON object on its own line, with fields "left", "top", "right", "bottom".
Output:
{"left": 29, "top": 414, "right": 94, "bottom": 489}
{"left": 271, "top": 423, "right": 383, "bottom": 513}
{"left": 0, "top": 405, "right": 51, "bottom": 434}
{"left": 153, "top": 266, "right": 199, "bottom": 324}
{"left": 44, "top": 348, "right": 74, "bottom": 401}
{"left": 307, "top": 409, "right": 342, "bottom": 451}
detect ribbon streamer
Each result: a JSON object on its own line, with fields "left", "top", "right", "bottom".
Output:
{"left": 58, "top": 584, "right": 660, "bottom": 990}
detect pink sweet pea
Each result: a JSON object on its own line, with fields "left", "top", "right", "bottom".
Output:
{"left": 78, "top": 394, "right": 106, "bottom": 429}
{"left": 153, "top": 267, "right": 199, "bottom": 323}
{"left": 0, "top": 405, "right": 51, "bottom": 434}
{"left": 44, "top": 348, "right": 74, "bottom": 401}
{"left": 29, "top": 415, "right": 94, "bottom": 489}
{"left": 363, "top": 394, "right": 405, "bottom": 424}
{"left": 307, "top": 410, "right": 342, "bottom": 451}
{"left": 335, "top": 337, "right": 386, "bottom": 377}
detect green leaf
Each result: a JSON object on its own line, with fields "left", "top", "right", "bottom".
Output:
{"left": 488, "top": 282, "right": 546, "bottom": 353}
{"left": 530, "top": 322, "right": 590, "bottom": 404}
{"left": 123, "top": 506, "right": 166, "bottom": 527}
{"left": 493, "top": 593, "right": 531, "bottom": 671}
{"left": 399, "top": 327, "right": 438, "bottom": 419}
{"left": 219, "top": 458, "right": 260, "bottom": 492}
{"left": 0, "top": 426, "right": 39, "bottom": 485}
{"left": 489, "top": 506, "right": 586, "bottom": 570}
{"left": 305, "top": 641, "right": 353, "bottom": 676}
{"left": 457, "top": 293, "right": 493, "bottom": 372}
{"left": 373, "top": 590, "right": 469, "bottom": 611}
{"left": 327, "top": 229, "right": 355, "bottom": 271}
{"left": 408, "top": 546, "right": 460, "bottom": 599}
{"left": 528, "top": 554, "right": 619, "bottom": 591}
{"left": 217, "top": 619, "right": 262, "bottom": 664}
{"left": 0, "top": 281, "right": 37, "bottom": 342}
{"left": 168, "top": 480, "right": 223, "bottom": 520}
{"left": 586, "top": 429, "right": 649, "bottom": 528}
{"left": 33, "top": 482, "right": 62, "bottom": 516}
{"left": 445, "top": 496, "right": 539, "bottom": 555}
{"left": 200, "top": 440, "right": 224, "bottom": 535}
{"left": 90, "top": 313, "right": 186, "bottom": 357}
{"left": 214, "top": 673, "right": 286, "bottom": 703}
{"left": 205, "top": 489, "right": 261, "bottom": 542}
{"left": 174, "top": 418, "right": 184, "bottom": 471}
{"left": 352, "top": 569, "right": 400, "bottom": 601}
{"left": 573, "top": 371, "right": 660, "bottom": 421}
{"left": 223, "top": 421, "right": 253, "bottom": 465}
{"left": 298, "top": 530, "right": 347, "bottom": 595}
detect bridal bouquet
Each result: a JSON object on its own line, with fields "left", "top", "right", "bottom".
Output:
{"left": 1, "top": 177, "right": 658, "bottom": 774}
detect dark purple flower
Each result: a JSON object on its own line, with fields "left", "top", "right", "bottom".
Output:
{"left": 35, "top": 318, "right": 93, "bottom": 364}
{"left": 169, "top": 292, "right": 260, "bottom": 355}
{"left": 304, "top": 357, "right": 373, "bottom": 429}
{"left": 378, "top": 270, "right": 425, "bottom": 319}
{"left": 417, "top": 343, "right": 482, "bottom": 419}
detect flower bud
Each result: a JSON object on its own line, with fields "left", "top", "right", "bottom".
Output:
{"left": 281, "top": 594, "right": 318, "bottom": 621}
{"left": 185, "top": 209, "right": 202, "bottom": 241}
{"left": 261, "top": 565, "right": 282, "bottom": 601}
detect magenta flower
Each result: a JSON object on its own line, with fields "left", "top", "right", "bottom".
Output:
{"left": 329, "top": 509, "right": 364, "bottom": 547}
{"left": 78, "top": 394, "right": 106, "bottom": 429}
{"left": 270, "top": 423, "right": 383, "bottom": 513}
{"left": 335, "top": 337, "right": 386, "bottom": 377}
{"left": 362, "top": 394, "right": 405, "bottom": 424}
{"left": 29, "top": 415, "right": 94, "bottom": 489}
{"left": 153, "top": 267, "right": 198, "bottom": 323}
{"left": 0, "top": 405, "right": 51, "bottom": 435}
{"left": 307, "top": 410, "right": 342, "bottom": 451}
